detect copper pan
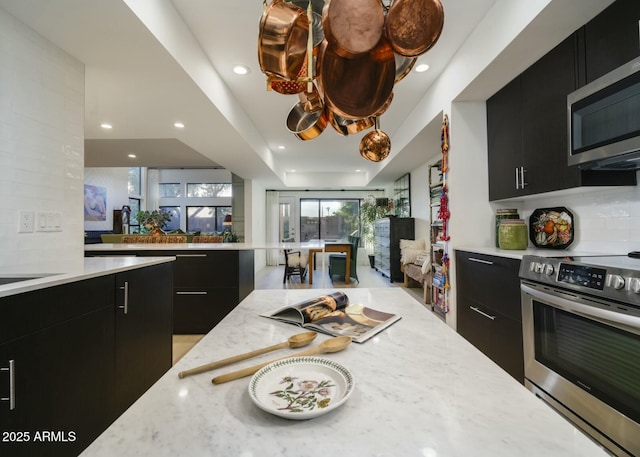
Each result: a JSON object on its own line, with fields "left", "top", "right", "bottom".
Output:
{"left": 322, "top": 0, "right": 385, "bottom": 58}
{"left": 359, "top": 128, "right": 391, "bottom": 162}
{"left": 258, "top": 0, "right": 309, "bottom": 80}
{"left": 286, "top": 99, "right": 328, "bottom": 141}
{"left": 385, "top": 0, "right": 444, "bottom": 57}
{"left": 317, "top": 38, "right": 395, "bottom": 120}
{"left": 327, "top": 109, "right": 375, "bottom": 136}
{"left": 394, "top": 54, "right": 417, "bottom": 83}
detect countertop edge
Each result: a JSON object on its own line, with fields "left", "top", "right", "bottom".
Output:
{"left": 0, "top": 256, "right": 175, "bottom": 298}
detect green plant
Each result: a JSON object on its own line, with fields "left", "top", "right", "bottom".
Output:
{"left": 360, "top": 195, "right": 390, "bottom": 253}
{"left": 135, "top": 209, "right": 172, "bottom": 232}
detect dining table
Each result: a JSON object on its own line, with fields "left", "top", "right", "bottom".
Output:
{"left": 307, "top": 241, "right": 352, "bottom": 284}
{"left": 80, "top": 288, "right": 610, "bottom": 457}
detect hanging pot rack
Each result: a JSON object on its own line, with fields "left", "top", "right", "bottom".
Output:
{"left": 258, "top": 0, "right": 444, "bottom": 162}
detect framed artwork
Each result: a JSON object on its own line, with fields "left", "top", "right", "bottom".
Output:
{"left": 84, "top": 184, "right": 107, "bottom": 221}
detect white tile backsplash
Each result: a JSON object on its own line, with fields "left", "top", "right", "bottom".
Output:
{"left": 0, "top": 6, "right": 84, "bottom": 273}
{"left": 522, "top": 181, "right": 640, "bottom": 254}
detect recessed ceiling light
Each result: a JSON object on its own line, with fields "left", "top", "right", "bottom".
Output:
{"left": 415, "top": 64, "right": 430, "bottom": 73}
{"left": 233, "top": 64, "right": 249, "bottom": 75}
{"left": 101, "top": 123, "right": 113, "bottom": 129}
{"left": 277, "top": 145, "right": 286, "bottom": 150}
{"left": 174, "top": 122, "right": 185, "bottom": 128}
{"left": 289, "top": 169, "right": 296, "bottom": 173}
{"left": 355, "top": 169, "right": 361, "bottom": 172}
{"left": 128, "top": 154, "right": 137, "bottom": 158}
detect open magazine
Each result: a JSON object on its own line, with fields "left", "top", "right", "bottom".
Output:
{"left": 261, "top": 291, "right": 401, "bottom": 343}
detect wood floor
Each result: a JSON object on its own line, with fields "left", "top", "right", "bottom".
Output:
{"left": 172, "top": 263, "right": 427, "bottom": 365}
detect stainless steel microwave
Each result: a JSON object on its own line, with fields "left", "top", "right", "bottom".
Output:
{"left": 568, "top": 56, "right": 640, "bottom": 170}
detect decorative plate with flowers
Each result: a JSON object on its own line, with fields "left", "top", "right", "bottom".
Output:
{"left": 529, "top": 207, "right": 574, "bottom": 249}
{"left": 248, "top": 356, "right": 354, "bottom": 420}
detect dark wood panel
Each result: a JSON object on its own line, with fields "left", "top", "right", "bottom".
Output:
{"left": 0, "top": 307, "right": 114, "bottom": 457}
{"left": 174, "top": 287, "right": 240, "bottom": 334}
{"left": 584, "top": 0, "right": 640, "bottom": 83}
{"left": 0, "top": 275, "right": 114, "bottom": 345}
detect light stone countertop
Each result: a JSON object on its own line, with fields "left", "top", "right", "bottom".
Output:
{"left": 455, "top": 245, "right": 607, "bottom": 260}
{"left": 84, "top": 240, "right": 334, "bottom": 252}
{"left": 80, "top": 288, "right": 609, "bottom": 457}
{"left": 0, "top": 256, "right": 175, "bottom": 298}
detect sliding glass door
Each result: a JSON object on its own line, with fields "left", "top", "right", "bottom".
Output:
{"left": 300, "top": 199, "right": 360, "bottom": 242}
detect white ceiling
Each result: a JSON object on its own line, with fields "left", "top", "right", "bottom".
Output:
{"left": 0, "top": 0, "right": 615, "bottom": 189}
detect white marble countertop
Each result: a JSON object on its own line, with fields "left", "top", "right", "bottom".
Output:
{"left": 80, "top": 288, "right": 609, "bottom": 457}
{"left": 0, "top": 256, "right": 175, "bottom": 298}
{"left": 84, "top": 240, "right": 344, "bottom": 252}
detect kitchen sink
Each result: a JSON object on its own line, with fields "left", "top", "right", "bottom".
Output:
{"left": 0, "top": 275, "right": 52, "bottom": 285}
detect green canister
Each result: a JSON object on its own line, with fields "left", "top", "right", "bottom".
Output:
{"left": 495, "top": 209, "right": 519, "bottom": 247}
{"left": 498, "top": 219, "right": 528, "bottom": 250}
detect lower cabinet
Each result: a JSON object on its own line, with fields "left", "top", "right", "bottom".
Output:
{"left": 114, "top": 262, "right": 173, "bottom": 414}
{"left": 455, "top": 250, "right": 524, "bottom": 383}
{"left": 0, "top": 262, "right": 173, "bottom": 457}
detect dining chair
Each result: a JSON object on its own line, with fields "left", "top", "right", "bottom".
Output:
{"left": 283, "top": 248, "right": 308, "bottom": 283}
{"left": 328, "top": 236, "right": 359, "bottom": 283}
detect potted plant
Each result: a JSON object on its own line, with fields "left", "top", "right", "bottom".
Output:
{"left": 360, "top": 196, "right": 391, "bottom": 267}
{"left": 135, "top": 209, "right": 172, "bottom": 235}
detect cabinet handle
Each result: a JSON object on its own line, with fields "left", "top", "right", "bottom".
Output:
{"left": 1, "top": 360, "right": 16, "bottom": 410}
{"left": 176, "top": 291, "right": 208, "bottom": 295}
{"left": 470, "top": 306, "right": 496, "bottom": 321}
{"left": 514, "top": 167, "right": 519, "bottom": 190}
{"left": 176, "top": 254, "right": 207, "bottom": 258}
{"left": 468, "top": 257, "right": 493, "bottom": 265}
{"left": 119, "top": 281, "right": 129, "bottom": 315}
{"left": 520, "top": 166, "right": 527, "bottom": 188}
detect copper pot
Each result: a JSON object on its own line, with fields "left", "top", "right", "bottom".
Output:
{"left": 385, "top": 0, "right": 445, "bottom": 57}
{"left": 286, "top": 99, "right": 328, "bottom": 141}
{"left": 317, "top": 38, "right": 395, "bottom": 120}
{"left": 328, "top": 109, "right": 375, "bottom": 136}
{"left": 395, "top": 54, "right": 417, "bottom": 83}
{"left": 322, "top": 0, "right": 385, "bottom": 58}
{"left": 258, "top": 0, "right": 309, "bottom": 80}
{"left": 359, "top": 128, "right": 391, "bottom": 162}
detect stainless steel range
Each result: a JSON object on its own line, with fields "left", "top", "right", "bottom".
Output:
{"left": 520, "top": 254, "right": 640, "bottom": 457}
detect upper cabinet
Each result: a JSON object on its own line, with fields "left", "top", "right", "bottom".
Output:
{"left": 582, "top": 0, "right": 640, "bottom": 84}
{"left": 487, "top": 0, "right": 638, "bottom": 201}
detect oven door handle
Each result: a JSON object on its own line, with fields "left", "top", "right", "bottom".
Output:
{"left": 521, "top": 283, "right": 640, "bottom": 336}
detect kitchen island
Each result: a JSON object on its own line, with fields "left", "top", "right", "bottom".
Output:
{"left": 80, "top": 288, "right": 609, "bottom": 457}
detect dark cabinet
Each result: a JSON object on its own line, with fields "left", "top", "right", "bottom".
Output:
{"left": 114, "top": 262, "right": 173, "bottom": 414}
{"left": 0, "top": 277, "right": 115, "bottom": 457}
{"left": 455, "top": 250, "right": 524, "bottom": 383}
{"left": 86, "top": 249, "right": 255, "bottom": 334}
{"left": 582, "top": 0, "right": 640, "bottom": 83}
{"left": 0, "top": 262, "right": 173, "bottom": 457}
{"left": 374, "top": 217, "right": 415, "bottom": 282}
{"left": 170, "top": 250, "right": 254, "bottom": 333}
{"left": 487, "top": 33, "right": 636, "bottom": 201}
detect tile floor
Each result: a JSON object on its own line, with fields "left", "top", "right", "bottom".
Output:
{"left": 171, "top": 263, "right": 427, "bottom": 365}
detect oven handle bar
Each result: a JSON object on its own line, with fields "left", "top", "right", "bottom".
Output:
{"left": 521, "top": 283, "right": 640, "bottom": 336}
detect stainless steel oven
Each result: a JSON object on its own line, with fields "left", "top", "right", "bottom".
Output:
{"left": 520, "top": 255, "right": 640, "bottom": 457}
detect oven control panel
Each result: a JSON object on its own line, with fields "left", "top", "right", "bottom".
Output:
{"left": 557, "top": 263, "right": 606, "bottom": 290}
{"left": 520, "top": 255, "right": 640, "bottom": 306}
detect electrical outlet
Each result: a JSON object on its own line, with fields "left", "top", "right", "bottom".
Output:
{"left": 18, "top": 210, "right": 35, "bottom": 233}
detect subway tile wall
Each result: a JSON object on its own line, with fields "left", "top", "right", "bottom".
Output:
{"left": 0, "top": 7, "right": 85, "bottom": 273}
{"left": 522, "top": 182, "right": 640, "bottom": 254}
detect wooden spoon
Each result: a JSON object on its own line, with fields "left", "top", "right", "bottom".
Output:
{"left": 178, "top": 332, "right": 318, "bottom": 379}
{"left": 211, "top": 336, "right": 352, "bottom": 385}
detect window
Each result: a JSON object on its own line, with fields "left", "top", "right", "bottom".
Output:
{"left": 128, "top": 167, "right": 141, "bottom": 196}
{"left": 160, "top": 206, "right": 181, "bottom": 231}
{"left": 300, "top": 199, "right": 360, "bottom": 242}
{"left": 187, "top": 183, "right": 232, "bottom": 197}
{"left": 187, "top": 206, "right": 232, "bottom": 233}
{"left": 128, "top": 198, "right": 141, "bottom": 231}
{"left": 159, "top": 183, "right": 181, "bottom": 198}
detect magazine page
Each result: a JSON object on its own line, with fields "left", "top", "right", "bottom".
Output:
{"left": 263, "top": 291, "right": 349, "bottom": 325}
{"left": 261, "top": 291, "right": 401, "bottom": 343}
{"left": 306, "top": 303, "right": 401, "bottom": 343}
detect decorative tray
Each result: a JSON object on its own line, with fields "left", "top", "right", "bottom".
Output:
{"left": 248, "top": 356, "right": 354, "bottom": 420}
{"left": 529, "top": 207, "right": 574, "bottom": 249}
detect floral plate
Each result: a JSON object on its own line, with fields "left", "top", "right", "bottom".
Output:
{"left": 248, "top": 356, "right": 354, "bottom": 420}
{"left": 529, "top": 207, "right": 574, "bottom": 249}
